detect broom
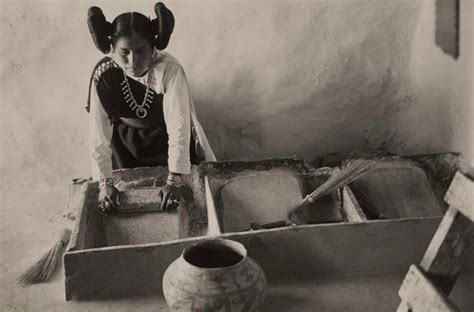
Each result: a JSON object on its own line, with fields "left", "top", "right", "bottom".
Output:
{"left": 288, "top": 159, "right": 381, "bottom": 224}
{"left": 18, "top": 228, "right": 71, "bottom": 286}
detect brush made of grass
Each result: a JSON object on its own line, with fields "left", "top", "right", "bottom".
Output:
{"left": 18, "top": 228, "right": 71, "bottom": 286}
{"left": 308, "top": 159, "right": 381, "bottom": 201}
{"left": 289, "top": 159, "right": 382, "bottom": 224}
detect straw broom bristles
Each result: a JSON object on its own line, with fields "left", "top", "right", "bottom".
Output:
{"left": 18, "top": 228, "right": 71, "bottom": 286}
{"left": 289, "top": 159, "right": 382, "bottom": 224}
{"left": 307, "top": 159, "right": 380, "bottom": 201}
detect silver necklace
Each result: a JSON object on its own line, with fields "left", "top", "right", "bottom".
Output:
{"left": 120, "top": 59, "right": 154, "bottom": 119}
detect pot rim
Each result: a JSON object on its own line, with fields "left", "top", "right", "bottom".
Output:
{"left": 181, "top": 238, "right": 248, "bottom": 271}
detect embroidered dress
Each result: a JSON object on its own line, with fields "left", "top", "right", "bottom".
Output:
{"left": 88, "top": 50, "right": 216, "bottom": 180}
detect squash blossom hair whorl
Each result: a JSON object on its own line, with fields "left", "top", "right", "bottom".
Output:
{"left": 152, "top": 2, "right": 175, "bottom": 50}
{"left": 87, "top": 6, "right": 113, "bottom": 54}
{"left": 87, "top": 2, "right": 175, "bottom": 54}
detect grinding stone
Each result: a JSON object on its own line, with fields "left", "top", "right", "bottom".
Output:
{"left": 350, "top": 161, "right": 442, "bottom": 219}
{"left": 103, "top": 212, "right": 179, "bottom": 246}
{"left": 218, "top": 169, "right": 304, "bottom": 232}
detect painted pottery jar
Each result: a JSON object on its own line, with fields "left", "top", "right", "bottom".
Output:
{"left": 163, "top": 238, "right": 267, "bottom": 311}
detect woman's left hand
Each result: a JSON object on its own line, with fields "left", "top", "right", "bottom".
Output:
{"left": 159, "top": 183, "right": 182, "bottom": 211}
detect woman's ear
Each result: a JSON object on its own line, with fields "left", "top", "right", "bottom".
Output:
{"left": 87, "top": 6, "right": 113, "bottom": 54}
{"left": 151, "top": 2, "right": 175, "bottom": 50}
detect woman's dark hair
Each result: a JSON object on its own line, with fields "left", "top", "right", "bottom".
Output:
{"left": 87, "top": 2, "right": 174, "bottom": 54}
{"left": 110, "top": 12, "right": 155, "bottom": 48}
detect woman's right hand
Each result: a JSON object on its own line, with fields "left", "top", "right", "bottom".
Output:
{"left": 98, "top": 185, "right": 120, "bottom": 214}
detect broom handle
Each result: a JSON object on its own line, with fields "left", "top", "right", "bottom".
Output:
{"left": 59, "top": 228, "right": 72, "bottom": 246}
{"left": 250, "top": 220, "right": 289, "bottom": 230}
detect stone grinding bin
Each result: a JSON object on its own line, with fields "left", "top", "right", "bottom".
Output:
{"left": 199, "top": 157, "right": 345, "bottom": 233}
{"left": 63, "top": 154, "right": 471, "bottom": 301}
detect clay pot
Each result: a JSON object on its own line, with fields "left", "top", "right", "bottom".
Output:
{"left": 163, "top": 238, "right": 267, "bottom": 311}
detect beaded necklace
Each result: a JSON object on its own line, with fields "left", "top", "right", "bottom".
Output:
{"left": 120, "top": 54, "right": 154, "bottom": 119}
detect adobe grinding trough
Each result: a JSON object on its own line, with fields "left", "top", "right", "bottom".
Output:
{"left": 63, "top": 155, "right": 469, "bottom": 301}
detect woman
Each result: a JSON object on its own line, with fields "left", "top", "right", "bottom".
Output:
{"left": 86, "top": 3, "right": 215, "bottom": 213}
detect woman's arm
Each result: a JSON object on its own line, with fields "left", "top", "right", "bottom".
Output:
{"left": 89, "top": 81, "right": 120, "bottom": 212}
{"left": 159, "top": 63, "right": 192, "bottom": 211}
{"left": 88, "top": 80, "right": 114, "bottom": 182}
{"left": 162, "top": 63, "right": 192, "bottom": 176}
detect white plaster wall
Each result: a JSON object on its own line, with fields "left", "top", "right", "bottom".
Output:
{"left": 393, "top": 0, "right": 473, "bottom": 167}
{"left": 397, "top": 0, "right": 474, "bottom": 168}
{"left": 0, "top": 0, "right": 472, "bottom": 192}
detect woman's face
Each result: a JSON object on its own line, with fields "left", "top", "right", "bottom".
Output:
{"left": 112, "top": 34, "right": 154, "bottom": 77}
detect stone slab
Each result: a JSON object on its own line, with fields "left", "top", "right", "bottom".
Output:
{"left": 350, "top": 160, "right": 442, "bottom": 219}
{"left": 103, "top": 212, "right": 179, "bottom": 246}
{"left": 218, "top": 169, "right": 304, "bottom": 232}
{"left": 117, "top": 187, "right": 163, "bottom": 213}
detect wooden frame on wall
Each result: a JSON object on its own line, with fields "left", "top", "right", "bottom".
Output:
{"left": 435, "top": 0, "right": 460, "bottom": 59}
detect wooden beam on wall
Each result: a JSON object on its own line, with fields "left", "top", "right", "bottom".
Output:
{"left": 435, "top": 0, "right": 460, "bottom": 59}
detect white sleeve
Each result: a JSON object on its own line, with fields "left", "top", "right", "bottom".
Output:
{"left": 162, "top": 64, "right": 192, "bottom": 175}
{"left": 89, "top": 82, "right": 114, "bottom": 181}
